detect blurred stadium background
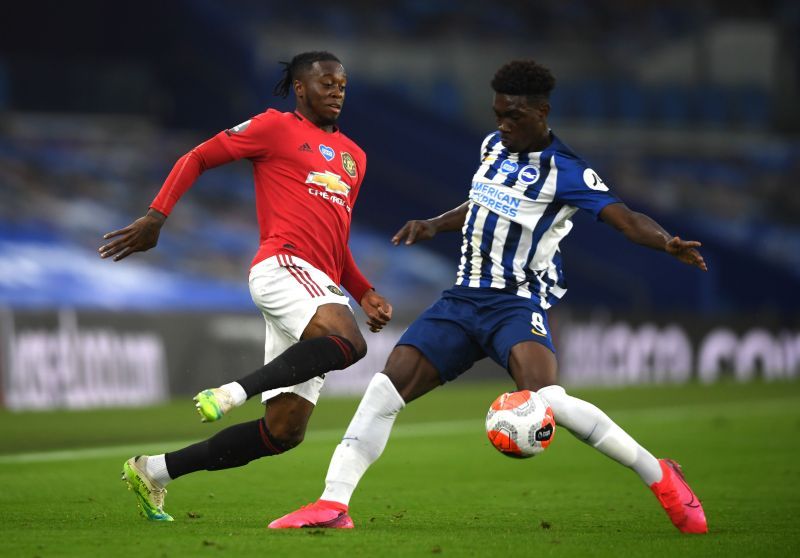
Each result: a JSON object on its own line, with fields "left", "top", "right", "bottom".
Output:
{"left": 1, "top": 0, "right": 798, "bottom": 411}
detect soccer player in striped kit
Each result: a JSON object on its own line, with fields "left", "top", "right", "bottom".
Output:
{"left": 270, "top": 60, "right": 708, "bottom": 534}
{"left": 100, "top": 52, "right": 392, "bottom": 521}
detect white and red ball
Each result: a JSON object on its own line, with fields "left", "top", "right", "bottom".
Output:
{"left": 485, "top": 390, "right": 555, "bottom": 458}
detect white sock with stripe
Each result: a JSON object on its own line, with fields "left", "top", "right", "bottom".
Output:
{"left": 320, "top": 373, "right": 406, "bottom": 506}
{"left": 538, "top": 385, "right": 662, "bottom": 485}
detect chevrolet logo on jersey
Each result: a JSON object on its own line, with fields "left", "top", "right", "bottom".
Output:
{"left": 306, "top": 171, "right": 351, "bottom": 196}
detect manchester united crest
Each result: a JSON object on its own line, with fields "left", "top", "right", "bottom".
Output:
{"left": 341, "top": 152, "right": 357, "bottom": 178}
{"left": 326, "top": 285, "right": 345, "bottom": 296}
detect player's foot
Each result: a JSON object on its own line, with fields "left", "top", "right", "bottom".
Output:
{"left": 193, "top": 387, "right": 236, "bottom": 422}
{"left": 650, "top": 458, "right": 707, "bottom": 534}
{"left": 268, "top": 500, "right": 354, "bottom": 529}
{"left": 121, "top": 455, "right": 173, "bottom": 522}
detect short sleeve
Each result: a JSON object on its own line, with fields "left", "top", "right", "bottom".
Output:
{"left": 216, "top": 111, "right": 279, "bottom": 160}
{"left": 554, "top": 158, "right": 620, "bottom": 219}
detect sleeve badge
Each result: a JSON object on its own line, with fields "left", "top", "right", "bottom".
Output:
{"left": 225, "top": 119, "right": 251, "bottom": 135}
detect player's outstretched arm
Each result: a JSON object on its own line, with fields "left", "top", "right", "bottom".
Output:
{"left": 98, "top": 209, "right": 167, "bottom": 262}
{"left": 599, "top": 202, "right": 707, "bottom": 271}
{"left": 99, "top": 133, "right": 238, "bottom": 262}
{"left": 391, "top": 201, "right": 470, "bottom": 246}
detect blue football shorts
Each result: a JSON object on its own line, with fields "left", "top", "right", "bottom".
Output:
{"left": 396, "top": 286, "right": 555, "bottom": 383}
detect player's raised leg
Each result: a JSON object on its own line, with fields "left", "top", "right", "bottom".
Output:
{"left": 509, "top": 341, "right": 707, "bottom": 534}
{"left": 194, "top": 255, "right": 373, "bottom": 423}
{"left": 193, "top": 327, "right": 360, "bottom": 422}
{"left": 195, "top": 255, "right": 378, "bottom": 422}
{"left": 268, "top": 345, "right": 442, "bottom": 528}
{"left": 195, "top": 304, "right": 364, "bottom": 421}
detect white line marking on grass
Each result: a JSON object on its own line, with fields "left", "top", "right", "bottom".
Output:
{"left": 0, "top": 419, "right": 481, "bottom": 465}
{"left": 1, "top": 396, "right": 797, "bottom": 465}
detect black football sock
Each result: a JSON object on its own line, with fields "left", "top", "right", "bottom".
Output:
{"left": 164, "top": 418, "right": 288, "bottom": 479}
{"left": 236, "top": 335, "right": 359, "bottom": 399}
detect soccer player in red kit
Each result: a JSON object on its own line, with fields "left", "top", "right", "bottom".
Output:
{"left": 99, "top": 51, "right": 392, "bottom": 521}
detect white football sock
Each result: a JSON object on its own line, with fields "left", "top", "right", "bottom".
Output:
{"left": 221, "top": 382, "right": 247, "bottom": 406}
{"left": 538, "top": 385, "right": 662, "bottom": 485}
{"left": 321, "top": 373, "right": 406, "bottom": 506}
{"left": 145, "top": 454, "right": 172, "bottom": 487}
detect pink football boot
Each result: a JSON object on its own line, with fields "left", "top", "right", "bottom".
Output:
{"left": 268, "top": 499, "right": 354, "bottom": 529}
{"left": 650, "top": 459, "right": 708, "bottom": 534}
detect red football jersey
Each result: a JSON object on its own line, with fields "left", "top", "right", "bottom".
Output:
{"left": 150, "top": 109, "right": 371, "bottom": 297}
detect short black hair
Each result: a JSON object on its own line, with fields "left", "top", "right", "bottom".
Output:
{"left": 273, "top": 51, "right": 341, "bottom": 98}
{"left": 491, "top": 60, "right": 556, "bottom": 103}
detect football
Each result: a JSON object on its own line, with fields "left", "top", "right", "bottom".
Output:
{"left": 485, "top": 390, "right": 556, "bottom": 458}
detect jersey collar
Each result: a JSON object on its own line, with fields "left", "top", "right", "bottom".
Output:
{"left": 293, "top": 110, "right": 340, "bottom": 135}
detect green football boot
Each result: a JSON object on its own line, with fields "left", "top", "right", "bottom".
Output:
{"left": 121, "top": 456, "right": 173, "bottom": 522}
{"left": 193, "top": 387, "right": 235, "bottom": 422}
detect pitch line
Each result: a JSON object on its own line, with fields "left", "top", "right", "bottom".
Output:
{"left": 1, "top": 395, "right": 796, "bottom": 465}
{"left": 0, "top": 419, "right": 480, "bottom": 465}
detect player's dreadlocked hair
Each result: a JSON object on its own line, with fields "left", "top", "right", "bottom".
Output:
{"left": 491, "top": 60, "right": 556, "bottom": 103}
{"left": 273, "top": 51, "right": 341, "bottom": 98}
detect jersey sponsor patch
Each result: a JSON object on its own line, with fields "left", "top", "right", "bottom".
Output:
{"left": 469, "top": 181, "right": 523, "bottom": 219}
{"left": 499, "top": 160, "right": 518, "bottom": 174}
{"left": 583, "top": 168, "right": 608, "bottom": 191}
{"left": 306, "top": 171, "right": 351, "bottom": 196}
{"left": 319, "top": 144, "right": 335, "bottom": 161}
{"left": 227, "top": 120, "right": 251, "bottom": 134}
{"left": 341, "top": 152, "right": 357, "bottom": 178}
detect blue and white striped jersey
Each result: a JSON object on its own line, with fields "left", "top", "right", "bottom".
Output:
{"left": 455, "top": 131, "right": 619, "bottom": 309}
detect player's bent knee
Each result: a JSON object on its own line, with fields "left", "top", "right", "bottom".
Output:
{"left": 383, "top": 346, "right": 442, "bottom": 403}
{"left": 348, "top": 333, "right": 368, "bottom": 362}
{"left": 266, "top": 423, "right": 306, "bottom": 451}
{"left": 276, "top": 433, "right": 305, "bottom": 450}
{"left": 262, "top": 409, "right": 310, "bottom": 453}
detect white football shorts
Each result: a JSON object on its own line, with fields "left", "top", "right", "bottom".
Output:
{"left": 248, "top": 253, "right": 352, "bottom": 405}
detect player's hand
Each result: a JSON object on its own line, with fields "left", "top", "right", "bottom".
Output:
{"left": 665, "top": 236, "right": 707, "bottom": 271}
{"left": 360, "top": 290, "right": 393, "bottom": 333}
{"left": 391, "top": 219, "right": 437, "bottom": 246}
{"left": 99, "top": 210, "right": 166, "bottom": 262}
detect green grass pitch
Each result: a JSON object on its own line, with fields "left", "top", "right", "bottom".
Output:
{"left": 1, "top": 379, "right": 799, "bottom": 557}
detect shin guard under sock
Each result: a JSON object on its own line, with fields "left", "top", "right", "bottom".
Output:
{"left": 538, "top": 385, "right": 662, "bottom": 485}
{"left": 164, "top": 418, "right": 288, "bottom": 479}
{"left": 321, "top": 373, "right": 406, "bottom": 505}
{"left": 237, "top": 335, "right": 358, "bottom": 399}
